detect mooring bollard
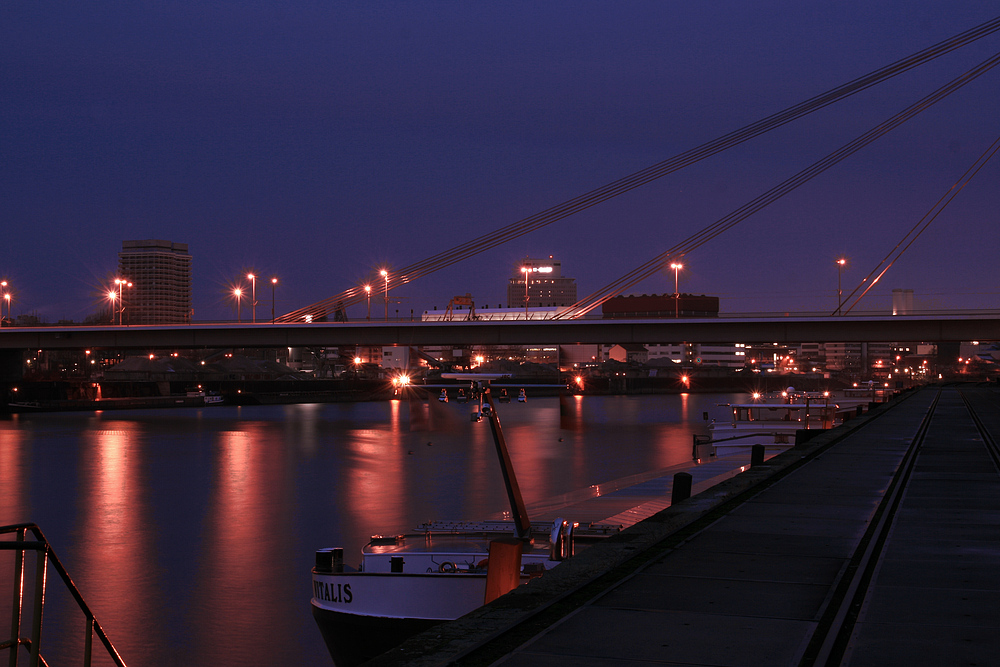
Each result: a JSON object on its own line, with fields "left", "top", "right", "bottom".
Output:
{"left": 751, "top": 444, "right": 765, "bottom": 467}
{"left": 671, "top": 471, "right": 693, "bottom": 505}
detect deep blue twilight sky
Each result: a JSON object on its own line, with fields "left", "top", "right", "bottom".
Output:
{"left": 2, "top": 2, "right": 998, "bottom": 322}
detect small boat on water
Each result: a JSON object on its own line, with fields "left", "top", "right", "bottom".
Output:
{"left": 517, "top": 388, "right": 527, "bottom": 402}
{"left": 498, "top": 388, "right": 511, "bottom": 403}
{"left": 311, "top": 375, "right": 617, "bottom": 665}
{"left": 455, "top": 388, "right": 468, "bottom": 403}
{"left": 705, "top": 388, "right": 839, "bottom": 457}
{"left": 438, "top": 388, "right": 449, "bottom": 403}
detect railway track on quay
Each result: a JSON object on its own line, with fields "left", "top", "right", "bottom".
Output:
{"left": 803, "top": 385, "right": 1000, "bottom": 665}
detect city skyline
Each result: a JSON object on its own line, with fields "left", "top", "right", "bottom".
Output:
{"left": 3, "top": 2, "right": 998, "bottom": 322}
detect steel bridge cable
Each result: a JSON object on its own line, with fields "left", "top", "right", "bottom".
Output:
{"left": 554, "top": 51, "right": 1000, "bottom": 319}
{"left": 277, "top": 16, "right": 1000, "bottom": 323}
{"left": 839, "top": 133, "right": 1000, "bottom": 314}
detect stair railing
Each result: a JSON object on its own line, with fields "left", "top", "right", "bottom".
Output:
{"left": 1, "top": 523, "right": 126, "bottom": 667}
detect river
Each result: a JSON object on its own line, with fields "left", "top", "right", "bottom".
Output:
{"left": 0, "top": 392, "right": 740, "bottom": 665}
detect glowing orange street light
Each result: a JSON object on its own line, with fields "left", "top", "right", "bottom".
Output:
{"left": 836, "top": 258, "right": 847, "bottom": 315}
{"left": 670, "top": 262, "right": 683, "bottom": 318}
{"left": 247, "top": 273, "right": 257, "bottom": 323}
{"left": 270, "top": 277, "right": 278, "bottom": 324}
{"left": 113, "top": 278, "right": 127, "bottom": 325}
{"left": 1, "top": 281, "right": 10, "bottom": 325}
{"left": 107, "top": 289, "right": 118, "bottom": 324}
{"left": 380, "top": 269, "right": 389, "bottom": 320}
{"left": 521, "top": 266, "right": 530, "bottom": 318}
{"left": 364, "top": 284, "right": 372, "bottom": 320}
{"left": 233, "top": 287, "right": 243, "bottom": 322}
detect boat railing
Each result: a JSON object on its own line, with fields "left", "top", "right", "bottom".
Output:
{"left": 1, "top": 522, "right": 127, "bottom": 667}
{"left": 414, "top": 520, "right": 620, "bottom": 539}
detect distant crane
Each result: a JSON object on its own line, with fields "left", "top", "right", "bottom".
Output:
{"left": 444, "top": 293, "right": 477, "bottom": 321}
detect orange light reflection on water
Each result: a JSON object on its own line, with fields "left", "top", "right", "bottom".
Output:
{"left": 76, "top": 424, "right": 162, "bottom": 660}
{"left": 342, "top": 400, "right": 407, "bottom": 535}
{"left": 194, "top": 424, "right": 294, "bottom": 664}
{"left": 0, "top": 425, "right": 25, "bottom": 521}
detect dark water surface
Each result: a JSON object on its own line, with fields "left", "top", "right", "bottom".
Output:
{"left": 0, "top": 393, "right": 738, "bottom": 665}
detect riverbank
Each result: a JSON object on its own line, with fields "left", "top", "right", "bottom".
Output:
{"left": 2, "top": 373, "right": 856, "bottom": 414}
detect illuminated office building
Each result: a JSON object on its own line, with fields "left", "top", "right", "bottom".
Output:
{"left": 506, "top": 256, "right": 577, "bottom": 308}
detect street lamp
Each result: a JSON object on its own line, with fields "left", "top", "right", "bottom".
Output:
{"left": 247, "top": 273, "right": 257, "bottom": 323}
{"left": 125, "top": 281, "right": 133, "bottom": 325}
{"left": 364, "top": 284, "right": 372, "bottom": 320}
{"left": 271, "top": 277, "right": 278, "bottom": 324}
{"left": 113, "top": 278, "right": 126, "bottom": 325}
{"left": 521, "top": 266, "right": 530, "bottom": 319}
{"left": 380, "top": 269, "right": 389, "bottom": 320}
{"left": 670, "top": 262, "right": 683, "bottom": 318}
{"left": 836, "top": 258, "right": 847, "bottom": 315}
{"left": 233, "top": 287, "right": 243, "bottom": 322}
{"left": 1, "top": 281, "right": 8, "bottom": 325}
{"left": 107, "top": 289, "right": 118, "bottom": 324}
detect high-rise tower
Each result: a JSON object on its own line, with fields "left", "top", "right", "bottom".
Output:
{"left": 118, "top": 240, "right": 192, "bottom": 324}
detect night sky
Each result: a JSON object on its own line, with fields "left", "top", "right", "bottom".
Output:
{"left": 3, "top": 2, "right": 998, "bottom": 322}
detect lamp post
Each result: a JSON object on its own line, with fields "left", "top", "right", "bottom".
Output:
{"left": 125, "top": 281, "right": 133, "bottom": 325}
{"left": 1, "top": 281, "right": 8, "bottom": 325}
{"left": 836, "top": 258, "right": 846, "bottom": 315}
{"left": 107, "top": 289, "right": 118, "bottom": 324}
{"left": 234, "top": 287, "right": 243, "bottom": 323}
{"left": 113, "top": 278, "right": 126, "bottom": 325}
{"left": 364, "top": 284, "right": 371, "bottom": 320}
{"left": 380, "top": 269, "right": 389, "bottom": 320}
{"left": 247, "top": 273, "right": 257, "bottom": 323}
{"left": 670, "top": 262, "right": 683, "bottom": 318}
{"left": 271, "top": 277, "right": 278, "bottom": 324}
{"left": 521, "top": 266, "right": 530, "bottom": 319}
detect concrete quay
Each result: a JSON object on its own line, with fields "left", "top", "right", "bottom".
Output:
{"left": 368, "top": 384, "right": 1000, "bottom": 666}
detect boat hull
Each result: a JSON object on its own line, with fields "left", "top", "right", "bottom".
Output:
{"left": 311, "top": 603, "right": 441, "bottom": 666}
{"left": 312, "top": 570, "right": 495, "bottom": 664}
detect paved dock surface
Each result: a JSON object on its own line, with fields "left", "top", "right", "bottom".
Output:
{"left": 370, "top": 384, "right": 1000, "bottom": 666}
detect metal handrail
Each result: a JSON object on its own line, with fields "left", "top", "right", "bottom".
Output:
{"left": 1, "top": 523, "right": 127, "bottom": 667}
